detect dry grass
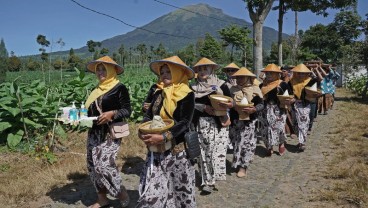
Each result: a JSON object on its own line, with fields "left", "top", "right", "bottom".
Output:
{"left": 315, "top": 88, "right": 368, "bottom": 207}
{"left": 0, "top": 123, "right": 147, "bottom": 207}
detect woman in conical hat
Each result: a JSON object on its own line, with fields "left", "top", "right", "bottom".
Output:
{"left": 221, "top": 63, "right": 240, "bottom": 150}
{"left": 289, "top": 63, "right": 319, "bottom": 151}
{"left": 85, "top": 56, "right": 131, "bottom": 208}
{"left": 228, "top": 67, "right": 264, "bottom": 178}
{"left": 190, "top": 57, "right": 233, "bottom": 194}
{"left": 222, "top": 62, "right": 240, "bottom": 88}
{"left": 136, "top": 55, "right": 197, "bottom": 207}
{"left": 259, "top": 64, "right": 291, "bottom": 156}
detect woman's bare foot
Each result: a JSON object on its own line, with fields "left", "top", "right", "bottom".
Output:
{"left": 236, "top": 167, "right": 247, "bottom": 178}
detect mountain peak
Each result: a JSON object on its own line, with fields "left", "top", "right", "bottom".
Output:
{"left": 165, "top": 3, "right": 225, "bottom": 22}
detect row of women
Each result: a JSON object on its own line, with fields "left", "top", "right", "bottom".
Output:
{"left": 83, "top": 55, "right": 320, "bottom": 208}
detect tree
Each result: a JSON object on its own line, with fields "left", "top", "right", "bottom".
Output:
{"left": 330, "top": 10, "right": 362, "bottom": 45}
{"left": 56, "top": 38, "right": 65, "bottom": 81}
{"left": 177, "top": 44, "right": 196, "bottom": 65}
{"left": 36, "top": 34, "right": 50, "bottom": 82}
{"left": 198, "top": 33, "right": 223, "bottom": 61}
{"left": 301, "top": 24, "right": 342, "bottom": 62}
{"left": 0, "top": 38, "right": 8, "bottom": 83}
{"left": 26, "top": 58, "right": 40, "bottom": 71}
{"left": 273, "top": 0, "right": 357, "bottom": 66}
{"left": 8, "top": 52, "right": 21, "bottom": 72}
{"left": 0, "top": 38, "right": 8, "bottom": 58}
{"left": 67, "top": 48, "right": 82, "bottom": 70}
{"left": 118, "top": 44, "right": 126, "bottom": 66}
{"left": 136, "top": 44, "right": 147, "bottom": 68}
{"left": 244, "top": 0, "right": 275, "bottom": 77}
{"left": 219, "top": 25, "right": 252, "bottom": 66}
{"left": 154, "top": 43, "right": 167, "bottom": 59}
{"left": 100, "top": 48, "right": 109, "bottom": 56}
{"left": 87, "top": 40, "right": 101, "bottom": 60}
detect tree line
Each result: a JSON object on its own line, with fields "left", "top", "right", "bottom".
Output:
{"left": 0, "top": 1, "right": 367, "bottom": 84}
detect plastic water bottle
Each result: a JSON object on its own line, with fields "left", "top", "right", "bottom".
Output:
{"left": 79, "top": 103, "right": 88, "bottom": 119}
{"left": 69, "top": 101, "right": 79, "bottom": 121}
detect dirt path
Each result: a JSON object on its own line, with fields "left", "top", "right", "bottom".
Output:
{"left": 26, "top": 100, "right": 340, "bottom": 208}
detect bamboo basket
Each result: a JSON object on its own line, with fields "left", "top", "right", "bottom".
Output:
{"left": 209, "top": 94, "right": 233, "bottom": 116}
{"left": 277, "top": 95, "right": 294, "bottom": 109}
{"left": 235, "top": 102, "right": 254, "bottom": 120}
{"left": 139, "top": 119, "right": 174, "bottom": 134}
{"left": 305, "top": 87, "right": 322, "bottom": 102}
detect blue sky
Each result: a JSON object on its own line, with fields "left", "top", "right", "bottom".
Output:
{"left": 1, "top": 0, "right": 367, "bottom": 56}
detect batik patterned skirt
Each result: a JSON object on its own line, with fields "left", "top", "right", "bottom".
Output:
{"left": 86, "top": 129, "right": 122, "bottom": 197}
{"left": 136, "top": 150, "right": 196, "bottom": 208}
{"left": 232, "top": 119, "right": 257, "bottom": 169}
{"left": 197, "top": 117, "right": 229, "bottom": 184}
{"left": 292, "top": 101, "right": 311, "bottom": 144}
{"left": 263, "top": 103, "right": 287, "bottom": 149}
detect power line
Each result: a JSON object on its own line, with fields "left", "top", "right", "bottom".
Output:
{"left": 70, "top": 0, "right": 192, "bottom": 40}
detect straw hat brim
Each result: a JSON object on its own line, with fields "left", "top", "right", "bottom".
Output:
{"left": 138, "top": 119, "right": 174, "bottom": 134}
{"left": 86, "top": 60, "right": 124, "bottom": 75}
{"left": 192, "top": 63, "right": 220, "bottom": 71}
{"left": 150, "top": 60, "right": 195, "bottom": 80}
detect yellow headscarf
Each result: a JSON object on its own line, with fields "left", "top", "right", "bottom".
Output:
{"left": 85, "top": 63, "right": 120, "bottom": 109}
{"left": 156, "top": 63, "right": 192, "bottom": 119}
{"left": 290, "top": 74, "right": 311, "bottom": 99}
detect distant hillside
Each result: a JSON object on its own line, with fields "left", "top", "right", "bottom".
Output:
{"left": 63, "top": 4, "right": 289, "bottom": 57}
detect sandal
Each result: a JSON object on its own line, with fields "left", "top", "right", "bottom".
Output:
{"left": 120, "top": 186, "right": 130, "bottom": 208}
{"left": 201, "top": 185, "right": 212, "bottom": 195}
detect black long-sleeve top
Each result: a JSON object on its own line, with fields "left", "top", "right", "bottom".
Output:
{"left": 288, "top": 78, "right": 318, "bottom": 105}
{"left": 142, "top": 90, "right": 195, "bottom": 145}
{"left": 143, "top": 83, "right": 158, "bottom": 104}
{"left": 191, "top": 83, "right": 231, "bottom": 128}
{"left": 260, "top": 81, "right": 291, "bottom": 105}
{"left": 88, "top": 83, "right": 132, "bottom": 131}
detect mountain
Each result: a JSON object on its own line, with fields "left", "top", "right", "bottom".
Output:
{"left": 73, "top": 4, "right": 289, "bottom": 56}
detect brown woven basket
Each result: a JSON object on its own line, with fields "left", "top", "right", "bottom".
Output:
{"left": 235, "top": 102, "right": 254, "bottom": 120}
{"left": 277, "top": 95, "right": 294, "bottom": 109}
{"left": 305, "top": 87, "right": 322, "bottom": 102}
{"left": 139, "top": 119, "right": 174, "bottom": 134}
{"left": 209, "top": 94, "right": 233, "bottom": 116}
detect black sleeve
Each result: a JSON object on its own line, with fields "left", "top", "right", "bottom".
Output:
{"left": 252, "top": 95, "right": 264, "bottom": 113}
{"left": 143, "top": 84, "right": 158, "bottom": 103}
{"left": 113, "top": 84, "right": 132, "bottom": 121}
{"left": 170, "top": 92, "right": 195, "bottom": 139}
{"left": 141, "top": 91, "right": 159, "bottom": 123}
{"left": 279, "top": 81, "right": 291, "bottom": 95}
{"left": 220, "top": 83, "right": 231, "bottom": 97}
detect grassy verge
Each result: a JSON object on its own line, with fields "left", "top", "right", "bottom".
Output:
{"left": 0, "top": 123, "right": 146, "bottom": 206}
{"left": 316, "top": 88, "right": 368, "bottom": 207}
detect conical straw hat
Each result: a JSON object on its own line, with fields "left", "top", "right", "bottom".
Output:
{"left": 222, "top": 63, "right": 240, "bottom": 72}
{"left": 231, "top": 67, "right": 256, "bottom": 77}
{"left": 192, "top": 57, "right": 220, "bottom": 71}
{"left": 149, "top": 56, "right": 195, "bottom": 79}
{"left": 86, "top": 56, "right": 124, "bottom": 74}
{"left": 262, "top": 63, "right": 282, "bottom": 73}
{"left": 291, "top": 64, "right": 311, "bottom": 73}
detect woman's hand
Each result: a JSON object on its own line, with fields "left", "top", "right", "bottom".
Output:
{"left": 242, "top": 106, "right": 256, "bottom": 114}
{"left": 142, "top": 102, "right": 150, "bottom": 112}
{"left": 285, "top": 98, "right": 295, "bottom": 105}
{"left": 97, "top": 110, "right": 115, "bottom": 125}
{"left": 204, "top": 105, "right": 216, "bottom": 116}
{"left": 218, "top": 100, "right": 233, "bottom": 109}
{"left": 140, "top": 133, "right": 164, "bottom": 146}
